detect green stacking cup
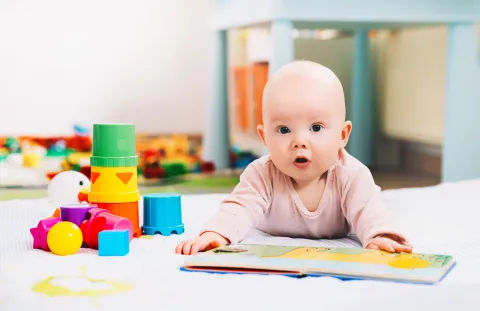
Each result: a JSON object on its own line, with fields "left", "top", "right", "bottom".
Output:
{"left": 90, "top": 123, "right": 138, "bottom": 167}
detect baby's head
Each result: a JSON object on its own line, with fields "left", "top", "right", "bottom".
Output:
{"left": 257, "top": 60, "right": 352, "bottom": 183}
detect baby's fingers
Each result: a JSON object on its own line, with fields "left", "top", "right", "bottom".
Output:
{"left": 190, "top": 240, "right": 207, "bottom": 255}
{"left": 175, "top": 241, "right": 188, "bottom": 254}
{"left": 391, "top": 240, "right": 413, "bottom": 253}
{"left": 366, "top": 242, "right": 380, "bottom": 250}
{"left": 187, "top": 237, "right": 215, "bottom": 255}
{"left": 373, "top": 238, "right": 396, "bottom": 253}
{"left": 182, "top": 240, "right": 199, "bottom": 255}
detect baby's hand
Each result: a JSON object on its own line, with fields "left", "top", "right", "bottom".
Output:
{"left": 175, "top": 231, "right": 229, "bottom": 255}
{"left": 366, "top": 234, "right": 412, "bottom": 253}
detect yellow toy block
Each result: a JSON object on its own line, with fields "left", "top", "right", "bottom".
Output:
{"left": 88, "top": 166, "right": 140, "bottom": 203}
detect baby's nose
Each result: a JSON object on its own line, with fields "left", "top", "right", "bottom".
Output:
{"left": 292, "top": 138, "right": 308, "bottom": 149}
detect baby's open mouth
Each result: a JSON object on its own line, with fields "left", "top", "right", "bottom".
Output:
{"left": 295, "top": 157, "right": 309, "bottom": 163}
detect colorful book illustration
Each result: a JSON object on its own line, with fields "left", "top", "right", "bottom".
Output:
{"left": 181, "top": 244, "right": 455, "bottom": 284}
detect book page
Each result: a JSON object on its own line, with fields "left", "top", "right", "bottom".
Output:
{"left": 239, "top": 229, "right": 362, "bottom": 248}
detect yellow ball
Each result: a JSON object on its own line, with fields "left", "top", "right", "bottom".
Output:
{"left": 47, "top": 221, "right": 83, "bottom": 256}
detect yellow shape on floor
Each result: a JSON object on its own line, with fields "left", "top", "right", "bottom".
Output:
{"left": 32, "top": 267, "right": 133, "bottom": 299}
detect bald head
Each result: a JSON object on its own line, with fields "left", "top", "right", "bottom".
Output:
{"left": 262, "top": 60, "right": 346, "bottom": 122}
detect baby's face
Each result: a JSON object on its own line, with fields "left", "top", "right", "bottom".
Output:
{"left": 259, "top": 71, "right": 350, "bottom": 182}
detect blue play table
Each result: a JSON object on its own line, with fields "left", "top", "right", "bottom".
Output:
{"left": 202, "top": 0, "right": 480, "bottom": 182}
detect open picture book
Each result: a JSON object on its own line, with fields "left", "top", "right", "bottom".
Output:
{"left": 181, "top": 244, "right": 456, "bottom": 284}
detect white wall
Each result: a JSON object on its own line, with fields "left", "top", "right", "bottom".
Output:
{"left": 0, "top": 0, "right": 214, "bottom": 136}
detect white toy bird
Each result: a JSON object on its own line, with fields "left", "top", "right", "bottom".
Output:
{"left": 47, "top": 170, "right": 91, "bottom": 207}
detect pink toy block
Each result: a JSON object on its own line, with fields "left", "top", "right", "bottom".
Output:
{"left": 30, "top": 217, "right": 61, "bottom": 251}
{"left": 80, "top": 208, "right": 133, "bottom": 249}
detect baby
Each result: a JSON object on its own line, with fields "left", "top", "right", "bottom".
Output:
{"left": 176, "top": 60, "right": 412, "bottom": 255}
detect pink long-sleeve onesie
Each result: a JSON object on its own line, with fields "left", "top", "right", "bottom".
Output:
{"left": 201, "top": 148, "right": 408, "bottom": 247}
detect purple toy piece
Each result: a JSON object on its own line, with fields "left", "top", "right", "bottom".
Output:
{"left": 30, "top": 217, "right": 61, "bottom": 251}
{"left": 60, "top": 203, "right": 97, "bottom": 248}
{"left": 60, "top": 203, "right": 97, "bottom": 227}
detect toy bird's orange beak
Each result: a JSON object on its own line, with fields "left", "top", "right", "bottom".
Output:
{"left": 78, "top": 186, "right": 90, "bottom": 203}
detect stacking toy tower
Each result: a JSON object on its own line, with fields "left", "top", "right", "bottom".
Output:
{"left": 88, "top": 124, "right": 142, "bottom": 237}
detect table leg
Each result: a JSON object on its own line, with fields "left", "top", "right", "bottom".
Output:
{"left": 442, "top": 23, "right": 480, "bottom": 182}
{"left": 269, "top": 19, "right": 294, "bottom": 77}
{"left": 202, "top": 29, "right": 230, "bottom": 169}
{"left": 348, "top": 29, "right": 374, "bottom": 167}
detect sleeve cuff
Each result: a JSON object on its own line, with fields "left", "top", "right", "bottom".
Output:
{"left": 199, "top": 205, "right": 254, "bottom": 245}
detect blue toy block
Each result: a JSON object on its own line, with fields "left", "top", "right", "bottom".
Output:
{"left": 142, "top": 193, "right": 185, "bottom": 236}
{"left": 98, "top": 230, "right": 129, "bottom": 256}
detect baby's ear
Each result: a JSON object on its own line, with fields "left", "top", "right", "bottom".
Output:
{"left": 341, "top": 121, "right": 352, "bottom": 147}
{"left": 257, "top": 124, "right": 267, "bottom": 146}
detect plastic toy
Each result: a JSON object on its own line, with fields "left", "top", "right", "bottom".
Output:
{"left": 98, "top": 230, "right": 130, "bottom": 256}
{"left": 86, "top": 202, "right": 138, "bottom": 236}
{"left": 46, "top": 221, "right": 83, "bottom": 256}
{"left": 59, "top": 203, "right": 96, "bottom": 248}
{"left": 47, "top": 171, "right": 91, "bottom": 207}
{"left": 30, "top": 203, "right": 133, "bottom": 255}
{"left": 74, "top": 124, "right": 89, "bottom": 136}
{"left": 51, "top": 208, "right": 61, "bottom": 218}
{"left": 22, "top": 153, "right": 42, "bottom": 168}
{"left": 60, "top": 203, "right": 96, "bottom": 227}
{"left": 29, "top": 124, "right": 191, "bottom": 257}
{"left": 89, "top": 167, "right": 139, "bottom": 202}
{"left": 80, "top": 207, "right": 133, "bottom": 249}
{"left": 88, "top": 124, "right": 142, "bottom": 237}
{"left": 142, "top": 193, "right": 184, "bottom": 236}
{"left": 162, "top": 162, "right": 188, "bottom": 178}
{"left": 30, "top": 217, "right": 62, "bottom": 251}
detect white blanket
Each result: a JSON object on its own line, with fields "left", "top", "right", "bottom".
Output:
{"left": 2, "top": 179, "right": 480, "bottom": 310}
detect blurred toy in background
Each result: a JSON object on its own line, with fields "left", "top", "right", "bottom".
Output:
{"left": 49, "top": 140, "right": 67, "bottom": 156}
{"left": 19, "top": 139, "right": 47, "bottom": 169}
{"left": 139, "top": 150, "right": 165, "bottom": 179}
{"left": 60, "top": 152, "right": 91, "bottom": 172}
{"left": 230, "top": 145, "right": 257, "bottom": 169}
{"left": 4, "top": 137, "right": 21, "bottom": 153}
{"left": 73, "top": 124, "right": 90, "bottom": 136}
{"left": 1, "top": 125, "right": 259, "bottom": 188}
{"left": 0, "top": 125, "right": 93, "bottom": 184}
{"left": 0, "top": 137, "right": 23, "bottom": 166}
{"left": 20, "top": 130, "right": 92, "bottom": 155}
{"left": 136, "top": 133, "right": 216, "bottom": 180}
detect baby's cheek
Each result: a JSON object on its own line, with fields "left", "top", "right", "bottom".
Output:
{"left": 268, "top": 138, "right": 287, "bottom": 152}
{"left": 313, "top": 144, "right": 338, "bottom": 163}
{"left": 270, "top": 147, "right": 287, "bottom": 161}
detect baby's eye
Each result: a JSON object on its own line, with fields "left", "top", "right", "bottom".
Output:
{"left": 310, "top": 124, "right": 323, "bottom": 132}
{"left": 277, "top": 126, "right": 290, "bottom": 134}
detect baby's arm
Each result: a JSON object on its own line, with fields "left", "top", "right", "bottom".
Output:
{"left": 341, "top": 166, "right": 412, "bottom": 253}
{"left": 176, "top": 160, "right": 272, "bottom": 255}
